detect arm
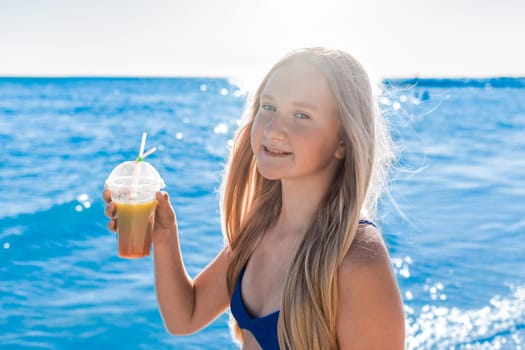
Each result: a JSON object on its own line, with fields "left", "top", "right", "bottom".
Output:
{"left": 154, "top": 234, "right": 231, "bottom": 335}
{"left": 104, "top": 189, "right": 231, "bottom": 335}
{"left": 151, "top": 191, "right": 232, "bottom": 335}
{"left": 336, "top": 227, "right": 405, "bottom": 349}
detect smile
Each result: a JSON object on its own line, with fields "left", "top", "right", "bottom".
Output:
{"left": 263, "top": 146, "right": 292, "bottom": 156}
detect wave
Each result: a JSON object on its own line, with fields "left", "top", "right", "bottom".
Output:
{"left": 406, "top": 285, "right": 525, "bottom": 349}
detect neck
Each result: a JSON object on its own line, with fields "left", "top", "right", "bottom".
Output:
{"left": 276, "top": 176, "right": 332, "bottom": 235}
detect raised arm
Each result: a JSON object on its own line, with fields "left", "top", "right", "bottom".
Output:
{"left": 154, "top": 232, "right": 232, "bottom": 335}
{"left": 104, "top": 189, "right": 232, "bottom": 335}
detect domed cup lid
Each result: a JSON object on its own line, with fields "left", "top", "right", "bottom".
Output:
{"left": 105, "top": 161, "right": 165, "bottom": 203}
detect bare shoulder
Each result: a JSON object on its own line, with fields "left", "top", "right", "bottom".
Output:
{"left": 336, "top": 224, "right": 405, "bottom": 349}
{"left": 338, "top": 224, "right": 394, "bottom": 297}
{"left": 345, "top": 223, "right": 389, "bottom": 265}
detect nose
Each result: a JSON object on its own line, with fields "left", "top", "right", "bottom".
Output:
{"left": 264, "top": 112, "right": 287, "bottom": 141}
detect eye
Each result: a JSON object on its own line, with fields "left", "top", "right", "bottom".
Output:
{"left": 294, "top": 112, "right": 310, "bottom": 120}
{"left": 261, "top": 104, "right": 276, "bottom": 112}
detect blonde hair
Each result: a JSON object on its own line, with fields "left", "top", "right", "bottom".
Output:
{"left": 221, "top": 47, "right": 395, "bottom": 349}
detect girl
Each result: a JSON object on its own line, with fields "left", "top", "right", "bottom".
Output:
{"left": 104, "top": 47, "right": 405, "bottom": 349}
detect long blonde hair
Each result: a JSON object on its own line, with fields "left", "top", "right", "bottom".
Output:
{"left": 221, "top": 47, "right": 395, "bottom": 349}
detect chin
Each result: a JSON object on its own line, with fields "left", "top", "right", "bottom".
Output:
{"left": 256, "top": 167, "right": 282, "bottom": 181}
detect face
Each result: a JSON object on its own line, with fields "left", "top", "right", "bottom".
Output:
{"left": 250, "top": 59, "right": 345, "bottom": 183}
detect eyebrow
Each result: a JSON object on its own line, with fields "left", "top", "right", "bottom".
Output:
{"left": 260, "top": 93, "right": 319, "bottom": 112}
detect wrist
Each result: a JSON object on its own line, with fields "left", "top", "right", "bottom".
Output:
{"left": 153, "top": 224, "right": 178, "bottom": 246}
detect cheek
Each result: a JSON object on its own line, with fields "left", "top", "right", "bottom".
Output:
{"left": 250, "top": 116, "right": 262, "bottom": 151}
{"left": 311, "top": 131, "right": 342, "bottom": 161}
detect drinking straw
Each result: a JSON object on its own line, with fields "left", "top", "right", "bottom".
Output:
{"left": 138, "top": 147, "right": 157, "bottom": 161}
{"left": 138, "top": 132, "right": 147, "bottom": 160}
{"left": 130, "top": 133, "right": 148, "bottom": 201}
{"left": 129, "top": 133, "right": 158, "bottom": 201}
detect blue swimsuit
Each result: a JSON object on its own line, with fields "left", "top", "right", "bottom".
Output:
{"left": 230, "top": 219, "right": 377, "bottom": 350}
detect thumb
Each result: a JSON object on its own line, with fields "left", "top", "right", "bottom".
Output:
{"left": 156, "top": 191, "right": 171, "bottom": 208}
{"left": 155, "top": 191, "right": 177, "bottom": 226}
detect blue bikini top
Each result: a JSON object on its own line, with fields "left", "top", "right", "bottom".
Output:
{"left": 230, "top": 219, "right": 377, "bottom": 349}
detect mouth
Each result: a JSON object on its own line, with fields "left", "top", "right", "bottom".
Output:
{"left": 263, "top": 145, "right": 292, "bottom": 156}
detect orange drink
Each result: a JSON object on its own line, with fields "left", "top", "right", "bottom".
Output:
{"left": 115, "top": 200, "right": 157, "bottom": 258}
{"left": 105, "top": 139, "right": 165, "bottom": 260}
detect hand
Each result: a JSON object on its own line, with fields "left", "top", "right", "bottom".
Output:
{"left": 152, "top": 191, "right": 178, "bottom": 244}
{"left": 103, "top": 189, "right": 178, "bottom": 245}
{"left": 103, "top": 189, "right": 118, "bottom": 232}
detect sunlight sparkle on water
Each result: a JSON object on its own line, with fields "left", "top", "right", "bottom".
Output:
{"left": 406, "top": 285, "right": 525, "bottom": 349}
{"left": 76, "top": 194, "right": 89, "bottom": 202}
{"left": 76, "top": 193, "right": 92, "bottom": 209}
{"left": 380, "top": 97, "right": 391, "bottom": 105}
{"left": 391, "top": 256, "right": 412, "bottom": 279}
{"left": 214, "top": 123, "right": 228, "bottom": 134}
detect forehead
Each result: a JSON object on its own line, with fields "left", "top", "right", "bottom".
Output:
{"left": 262, "top": 60, "right": 338, "bottom": 114}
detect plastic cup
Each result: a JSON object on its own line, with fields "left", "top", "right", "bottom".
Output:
{"left": 105, "top": 160, "right": 165, "bottom": 258}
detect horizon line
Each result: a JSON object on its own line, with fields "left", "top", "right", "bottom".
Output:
{"left": 1, "top": 74, "right": 525, "bottom": 80}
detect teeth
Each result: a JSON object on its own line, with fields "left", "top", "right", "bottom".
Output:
{"left": 265, "top": 146, "right": 287, "bottom": 154}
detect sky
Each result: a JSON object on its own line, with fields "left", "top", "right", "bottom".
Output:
{"left": 0, "top": 0, "right": 524, "bottom": 79}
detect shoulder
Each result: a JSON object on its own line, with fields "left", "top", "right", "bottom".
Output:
{"left": 345, "top": 222, "right": 388, "bottom": 265}
{"left": 338, "top": 223, "right": 394, "bottom": 295}
{"left": 336, "top": 224, "right": 405, "bottom": 349}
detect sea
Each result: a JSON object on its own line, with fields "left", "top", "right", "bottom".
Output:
{"left": 0, "top": 76, "right": 524, "bottom": 349}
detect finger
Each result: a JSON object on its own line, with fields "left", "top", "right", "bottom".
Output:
{"left": 105, "top": 202, "right": 117, "bottom": 219}
{"left": 156, "top": 191, "right": 171, "bottom": 208}
{"left": 103, "top": 189, "right": 112, "bottom": 203}
{"left": 107, "top": 218, "right": 118, "bottom": 232}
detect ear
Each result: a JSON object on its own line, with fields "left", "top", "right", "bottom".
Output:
{"left": 335, "top": 140, "right": 345, "bottom": 159}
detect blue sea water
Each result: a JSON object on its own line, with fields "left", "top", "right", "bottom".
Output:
{"left": 0, "top": 76, "right": 524, "bottom": 349}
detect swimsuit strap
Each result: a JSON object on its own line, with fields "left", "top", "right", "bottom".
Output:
{"left": 230, "top": 219, "right": 378, "bottom": 349}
